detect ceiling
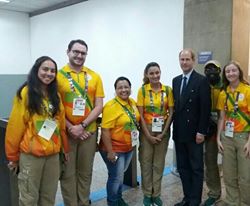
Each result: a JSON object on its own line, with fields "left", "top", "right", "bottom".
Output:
{"left": 0, "top": 0, "right": 88, "bottom": 16}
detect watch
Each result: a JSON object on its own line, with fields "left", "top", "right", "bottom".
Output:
{"left": 81, "top": 122, "right": 87, "bottom": 129}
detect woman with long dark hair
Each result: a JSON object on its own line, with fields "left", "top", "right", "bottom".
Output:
{"left": 5, "top": 56, "right": 69, "bottom": 206}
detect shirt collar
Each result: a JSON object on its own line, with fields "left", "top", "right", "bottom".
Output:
{"left": 182, "top": 69, "right": 193, "bottom": 81}
{"left": 226, "top": 82, "right": 244, "bottom": 93}
{"left": 63, "top": 64, "right": 87, "bottom": 73}
{"left": 115, "top": 96, "right": 130, "bottom": 106}
{"left": 144, "top": 83, "right": 164, "bottom": 91}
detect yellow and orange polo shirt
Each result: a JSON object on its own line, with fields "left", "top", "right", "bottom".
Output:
{"left": 99, "top": 96, "right": 140, "bottom": 152}
{"left": 5, "top": 86, "right": 69, "bottom": 162}
{"left": 211, "top": 81, "right": 223, "bottom": 112}
{"left": 57, "top": 64, "right": 105, "bottom": 132}
{"left": 137, "top": 83, "right": 174, "bottom": 124}
{"left": 217, "top": 82, "right": 250, "bottom": 132}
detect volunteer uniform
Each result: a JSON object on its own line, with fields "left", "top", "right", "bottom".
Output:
{"left": 57, "top": 64, "right": 104, "bottom": 206}
{"left": 99, "top": 96, "right": 140, "bottom": 206}
{"left": 137, "top": 83, "right": 174, "bottom": 198}
{"left": 217, "top": 82, "right": 250, "bottom": 206}
{"left": 5, "top": 86, "right": 69, "bottom": 206}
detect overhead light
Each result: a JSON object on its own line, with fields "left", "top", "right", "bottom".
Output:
{"left": 0, "top": 0, "right": 10, "bottom": 2}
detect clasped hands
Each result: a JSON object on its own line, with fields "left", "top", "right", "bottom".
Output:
{"left": 68, "top": 124, "right": 92, "bottom": 140}
{"left": 147, "top": 134, "right": 164, "bottom": 144}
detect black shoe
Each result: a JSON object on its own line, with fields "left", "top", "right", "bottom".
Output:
{"left": 174, "top": 200, "right": 189, "bottom": 206}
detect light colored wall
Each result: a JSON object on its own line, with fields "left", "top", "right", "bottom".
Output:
{"left": 0, "top": 9, "right": 30, "bottom": 118}
{"left": 183, "top": 0, "right": 232, "bottom": 73}
{"left": 0, "top": 9, "right": 31, "bottom": 74}
{"left": 30, "top": 0, "right": 184, "bottom": 102}
{"left": 0, "top": 0, "right": 184, "bottom": 125}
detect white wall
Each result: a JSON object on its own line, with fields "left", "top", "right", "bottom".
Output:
{"left": 0, "top": 9, "right": 31, "bottom": 74}
{"left": 30, "top": 0, "right": 184, "bottom": 102}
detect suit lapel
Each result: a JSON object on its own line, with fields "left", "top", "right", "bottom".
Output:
{"left": 176, "top": 76, "right": 182, "bottom": 97}
{"left": 174, "top": 75, "right": 182, "bottom": 109}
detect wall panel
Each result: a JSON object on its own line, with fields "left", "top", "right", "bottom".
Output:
{"left": 232, "top": 0, "right": 250, "bottom": 79}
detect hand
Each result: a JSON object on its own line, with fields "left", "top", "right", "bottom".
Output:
{"left": 64, "top": 153, "right": 70, "bottom": 162}
{"left": 156, "top": 133, "right": 165, "bottom": 140}
{"left": 68, "top": 125, "right": 84, "bottom": 139}
{"left": 79, "top": 130, "right": 92, "bottom": 140}
{"left": 8, "top": 161, "right": 19, "bottom": 175}
{"left": 147, "top": 135, "right": 162, "bottom": 144}
{"left": 243, "top": 140, "right": 250, "bottom": 158}
{"left": 196, "top": 133, "right": 205, "bottom": 144}
{"left": 217, "top": 138, "right": 224, "bottom": 154}
{"left": 107, "top": 152, "right": 117, "bottom": 163}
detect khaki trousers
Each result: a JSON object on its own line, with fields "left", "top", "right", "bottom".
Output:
{"left": 139, "top": 125, "right": 169, "bottom": 197}
{"left": 18, "top": 153, "right": 60, "bottom": 206}
{"left": 60, "top": 132, "right": 97, "bottom": 206}
{"left": 204, "top": 134, "right": 221, "bottom": 198}
{"left": 221, "top": 132, "right": 250, "bottom": 206}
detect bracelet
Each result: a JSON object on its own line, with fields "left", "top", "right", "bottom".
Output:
{"left": 81, "top": 122, "right": 87, "bottom": 129}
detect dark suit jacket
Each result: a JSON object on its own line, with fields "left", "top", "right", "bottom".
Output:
{"left": 172, "top": 70, "right": 211, "bottom": 142}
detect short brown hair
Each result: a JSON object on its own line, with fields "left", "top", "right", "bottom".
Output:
{"left": 179, "top": 48, "right": 195, "bottom": 61}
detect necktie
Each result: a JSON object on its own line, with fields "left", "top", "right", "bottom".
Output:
{"left": 181, "top": 76, "right": 187, "bottom": 96}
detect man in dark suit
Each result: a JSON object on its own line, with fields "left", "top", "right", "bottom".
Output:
{"left": 172, "top": 49, "right": 211, "bottom": 206}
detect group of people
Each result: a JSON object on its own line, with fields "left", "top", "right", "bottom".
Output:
{"left": 4, "top": 39, "right": 250, "bottom": 206}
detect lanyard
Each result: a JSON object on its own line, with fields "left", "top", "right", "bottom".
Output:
{"left": 66, "top": 72, "right": 88, "bottom": 98}
{"left": 42, "top": 100, "right": 54, "bottom": 119}
{"left": 149, "top": 90, "right": 164, "bottom": 115}
{"left": 225, "top": 91, "right": 240, "bottom": 115}
{"left": 114, "top": 98, "right": 140, "bottom": 130}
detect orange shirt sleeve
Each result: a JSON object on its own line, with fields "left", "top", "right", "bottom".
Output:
{"left": 5, "top": 90, "right": 29, "bottom": 162}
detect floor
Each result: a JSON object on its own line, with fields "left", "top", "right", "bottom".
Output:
{"left": 55, "top": 148, "right": 225, "bottom": 206}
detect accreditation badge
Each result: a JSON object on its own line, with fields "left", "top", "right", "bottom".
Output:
{"left": 152, "top": 116, "right": 164, "bottom": 132}
{"left": 38, "top": 119, "right": 57, "bottom": 141}
{"left": 131, "top": 130, "right": 139, "bottom": 147}
{"left": 225, "top": 120, "right": 234, "bottom": 138}
{"left": 72, "top": 97, "right": 85, "bottom": 116}
{"left": 238, "top": 93, "right": 244, "bottom": 101}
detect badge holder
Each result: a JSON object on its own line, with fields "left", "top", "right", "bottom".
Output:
{"left": 152, "top": 116, "right": 164, "bottom": 132}
{"left": 38, "top": 119, "right": 57, "bottom": 141}
{"left": 131, "top": 130, "right": 139, "bottom": 147}
{"left": 225, "top": 120, "right": 234, "bottom": 138}
{"left": 72, "top": 97, "right": 86, "bottom": 116}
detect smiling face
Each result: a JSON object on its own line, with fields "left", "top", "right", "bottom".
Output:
{"left": 67, "top": 42, "right": 87, "bottom": 68}
{"left": 146, "top": 66, "right": 161, "bottom": 85}
{"left": 224, "top": 63, "right": 240, "bottom": 84}
{"left": 115, "top": 80, "right": 131, "bottom": 101}
{"left": 37, "top": 60, "right": 56, "bottom": 86}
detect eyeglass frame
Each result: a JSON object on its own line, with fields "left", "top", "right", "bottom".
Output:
{"left": 71, "top": 49, "right": 88, "bottom": 56}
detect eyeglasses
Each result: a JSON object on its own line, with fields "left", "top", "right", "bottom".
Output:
{"left": 71, "top": 50, "right": 87, "bottom": 56}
